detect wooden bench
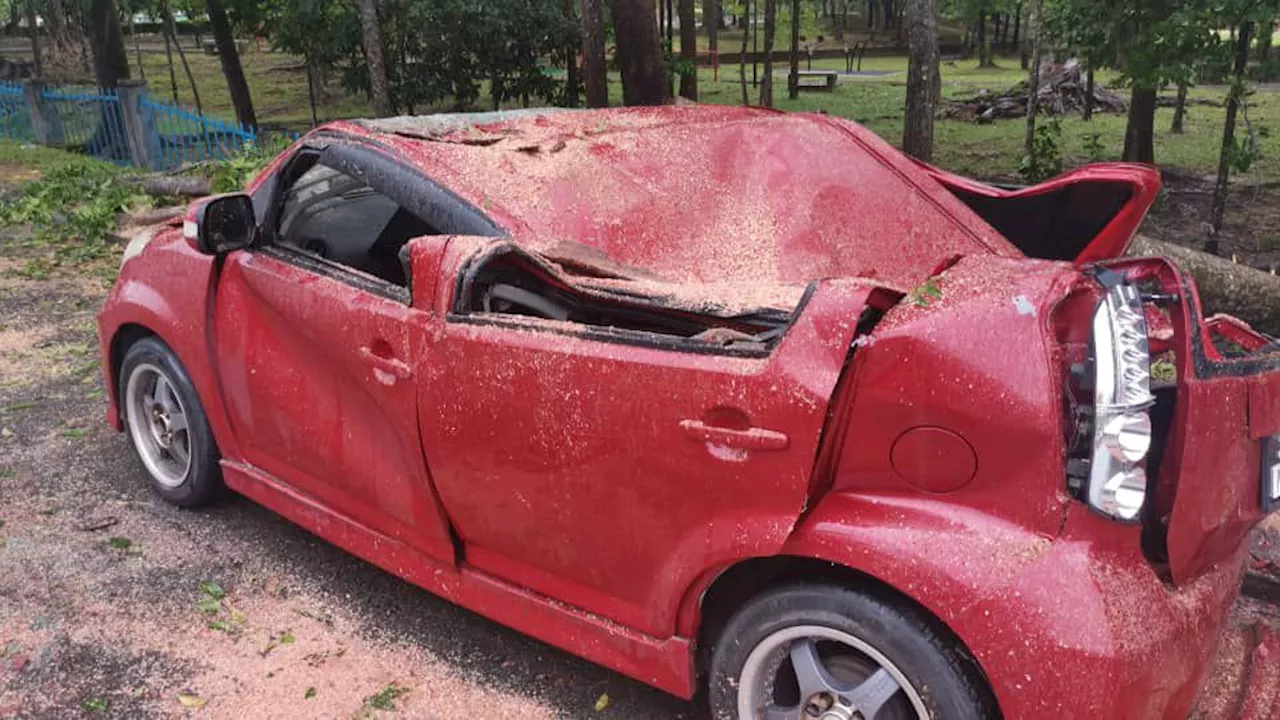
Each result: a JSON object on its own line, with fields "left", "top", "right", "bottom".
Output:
{"left": 790, "top": 70, "right": 838, "bottom": 93}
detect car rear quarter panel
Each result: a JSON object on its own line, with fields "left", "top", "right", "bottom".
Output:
{"left": 98, "top": 231, "right": 240, "bottom": 460}
{"left": 828, "top": 253, "right": 1079, "bottom": 536}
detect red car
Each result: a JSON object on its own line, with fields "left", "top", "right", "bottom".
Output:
{"left": 97, "top": 106, "right": 1280, "bottom": 719}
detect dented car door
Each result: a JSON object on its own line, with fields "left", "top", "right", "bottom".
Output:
{"left": 212, "top": 145, "right": 457, "bottom": 563}
{"left": 414, "top": 239, "right": 883, "bottom": 636}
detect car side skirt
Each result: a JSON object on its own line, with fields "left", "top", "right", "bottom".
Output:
{"left": 220, "top": 460, "right": 696, "bottom": 698}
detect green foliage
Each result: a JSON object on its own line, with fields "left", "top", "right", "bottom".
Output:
{"left": 263, "top": 0, "right": 577, "bottom": 114}
{"left": 206, "top": 136, "right": 292, "bottom": 193}
{"left": 0, "top": 158, "right": 150, "bottom": 266}
{"left": 1083, "top": 131, "right": 1106, "bottom": 162}
{"left": 663, "top": 39, "right": 696, "bottom": 81}
{"left": 200, "top": 580, "right": 226, "bottom": 600}
{"left": 363, "top": 683, "right": 407, "bottom": 712}
{"left": 1021, "top": 117, "right": 1064, "bottom": 182}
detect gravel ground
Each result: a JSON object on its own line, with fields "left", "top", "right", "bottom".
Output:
{"left": 1, "top": 205, "right": 1279, "bottom": 719}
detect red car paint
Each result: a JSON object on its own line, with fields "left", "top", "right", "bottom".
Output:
{"left": 96, "top": 106, "right": 1280, "bottom": 717}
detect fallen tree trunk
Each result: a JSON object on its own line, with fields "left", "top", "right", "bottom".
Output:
{"left": 1129, "top": 235, "right": 1280, "bottom": 337}
{"left": 118, "top": 206, "right": 187, "bottom": 228}
{"left": 136, "top": 175, "right": 213, "bottom": 198}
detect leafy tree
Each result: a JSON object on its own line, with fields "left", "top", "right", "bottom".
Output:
{"left": 1207, "top": 0, "right": 1280, "bottom": 252}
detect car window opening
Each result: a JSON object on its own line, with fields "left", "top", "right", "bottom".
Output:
{"left": 945, "top": 181, "right": 1134, "bottom": 261}
{"left": 460, "top": 248, "right": 795, "bottom": 349}
{"left": 275, "top": 155, "right": 439, "bottom": 289}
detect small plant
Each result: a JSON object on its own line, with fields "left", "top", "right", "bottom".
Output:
{"left": 1020, "top": 117, "right": 1064, "bottom": 183}
{"left": 81, "top": 696, "right": 109, "bottom": 712}
{"left": 107, "top": 537, "right": 132, "bottom": 550}
{"left": 200, "top": 581, "right": 226, "bottom": 600}
{"left": 1083, "top": 132, "right": 1106, "bottom": 163}
{"left": 363, "top": 683, "right": 407, "bottom": 712}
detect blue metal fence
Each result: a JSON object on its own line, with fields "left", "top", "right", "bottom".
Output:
{"left": 141, "top": 96, "right": 259, "bottom": 171}
{"left": 0, "top": 80, "right": 34, "bottom": 142}
{"left": 0, "top": 80, "right": 287, "bottom": 172}
{"left": 41, "top": 85, "right": 132, "bottom": 164}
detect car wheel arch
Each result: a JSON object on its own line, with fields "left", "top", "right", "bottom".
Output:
{"left": 685, "top": 553, "right": 999, "bottom": 711}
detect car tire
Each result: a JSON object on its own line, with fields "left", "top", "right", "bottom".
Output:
{"left": 119, "top": 336, "right": 222, "bottom": 507}
{"left": 706, "top": 584, "right": 995, "bottom": 720}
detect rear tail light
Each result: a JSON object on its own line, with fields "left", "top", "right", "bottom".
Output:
{"left": 1085, "top": 279, "right": 1155, "bottom": 521}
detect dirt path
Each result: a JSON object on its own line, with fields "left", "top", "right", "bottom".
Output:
{"left": 1, "top": 209, "right": 1279, "bottom": 718}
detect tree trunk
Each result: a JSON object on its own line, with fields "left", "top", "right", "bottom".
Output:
{"left": 129, "top": 12, "right": 146, "bottom": 82}
{"left": 787, "top": 0, "right": 800, "bottom": 99}
{"left": 1207, "top": 21, "right": 1254, "bottom": 255}
{"left": 1023, "top": 0, "right": 1042, "bottom": 160}
{"left": 1083, "top": 65, "right": 1095, "bottom": 120}
{"left": 1012, "top": 2, "right": 1021, "bottom": 46}
{"left": 25, "top": 0, "right": 42, "bottom": 78}
{"left": 563, "top": 0, "right": 581, "bottom": 107}
{"left": 206, "top": 0, "right": 256, "bottom": 128}
{"left": 306, "top": 57, "right": 319, "bottom": 127}
{"left": 164, "top": 4, "right": 201, "bottom": 115}
{"left": 704, "top": 0, "right": 719, "bottom": 55}
{"left": 356, "top": 0, "right": 392, "bottom": 117}
{"left": 9, "top": 1, "right": 18, "bottom": 32}
{"left": 87, "top": 0, "right": 129, "bottom": 89}
{"left": 581, "top": 0, "right": 608, "bottom": 107}
{"left": 903, "top": 0, "right": 938, "bottom": 162}
{"left": 740, "top": 0, "right": 750, "bottom": 104}
{"left": 679, "top": 0, "right": 697, "bottom": 99}
{"left": 977, "top": 10, "right": 993, "bottom": 67}
{"left": 837, "top": 0, "right": 848, "bottom": 41}
{"left": 161, "top": 15, "right": 179, "bottom": 102}
{"left": 613, "top": 0, "right": 670, "bottom": 105}
{"left": 760, "top": 0, "right": 776, "bottom": 106}
{"left": 1171, "top": 82, "right": 1187, "bottom": 134}
{"left": 1122, "top": 86, "right": 1157, "bottom": 164}
{"left": 1129, "top": 235, "right": 1280, "bottom": 337}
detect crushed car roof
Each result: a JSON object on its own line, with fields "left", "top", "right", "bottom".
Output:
{"left": 329, "top": 106, "right": 1019, "bottom": 293}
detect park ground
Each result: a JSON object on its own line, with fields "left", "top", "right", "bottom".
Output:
{"left": 1, "top": 144, "right": 1279, "bottom": 718}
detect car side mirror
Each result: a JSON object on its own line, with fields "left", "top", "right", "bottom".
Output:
{"left": 193, "top": 194, "right": 256, "bottom": 255}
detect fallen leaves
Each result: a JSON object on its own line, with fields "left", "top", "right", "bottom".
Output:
{"left": 196, "top": 581, "right": 246, "bottom": 635}
{"left": 259, "top": 630, "right": 296, "bottom": 657}
{"left": 594, "top": 692, "right": 610, "bottom": 711}
{"left": 176, "top": 692, "right": 207, "bottom": 709}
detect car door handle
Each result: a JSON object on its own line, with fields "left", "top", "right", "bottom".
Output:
{"left": 359, "top": 345, "right": 412, "bottom": 382}
{"left": 679, "top": 420, "right": 790, "bottom": 451}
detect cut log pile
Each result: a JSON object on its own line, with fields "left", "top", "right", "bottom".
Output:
{"left": 945, "top": 59, "right": 1128, "bottom": 123}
